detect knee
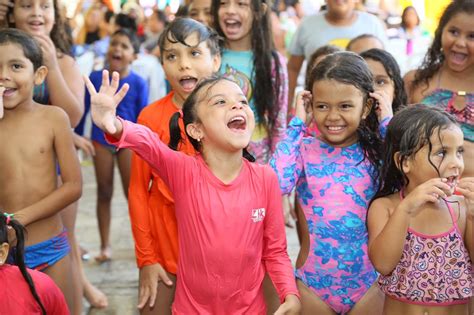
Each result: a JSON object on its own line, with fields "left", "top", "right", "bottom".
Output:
{"left": 97, "top": 184, "right": 113, "bottom": 201}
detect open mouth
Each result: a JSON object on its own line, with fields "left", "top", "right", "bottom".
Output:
{"left": 179, "top": 76, "right": 197, "bottom": 91}
{"left": 28, "top": 21, "right": 44, "bottom": 28}
{"left": 223, "top": 19, "right": 241, "bottom": 33}
{"left": 450, "top": 51, "right": 468, "bottom": 65}
{"left": 445, "top": 175, "right": 459, "bottom": 193}
{"left": 227, "top": 115, "right": 247, "bottom": 132}
{"left": 326, "top": 125, "right": 345, "bottom": 133}
{"left": 2, "top": 88, "right": 16, "bottom": 97}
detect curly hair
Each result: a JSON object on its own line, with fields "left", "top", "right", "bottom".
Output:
{"left": 211, "top": 0, "right": 282, "bottom": 150}
{"left": 411, "top": 0, "right": 474, "bottom": 93}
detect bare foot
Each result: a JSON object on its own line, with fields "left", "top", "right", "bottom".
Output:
{"left": 95, "top": 246, "right": 112, "bottom": 263}
{"left": 80, "top": 245, "right": 90, "bottom": 261}
{"left": 84, "top": 281, "right": 108, "bottom": 308}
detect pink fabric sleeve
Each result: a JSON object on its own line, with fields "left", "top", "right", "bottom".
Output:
{"left": 271, "top": 52, "right": 289, "bottom": 154}
{"left": 33, "top": 270, "right": 69, "bottom": 315}
{"left": 106, "top": 119, "right": 193, "bottom": 192}
{"left": 263, "top": 167, "right": 300, "bottom": 302}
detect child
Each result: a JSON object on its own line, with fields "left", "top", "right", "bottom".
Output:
{"left": 0, "top": 213, "right": 69, "bottom": 314}
{"left": 0, "top": 28, "right": 82, "bottom": 311}
{"left": 86, "top": 73, "right": 301, "bottom": 314}
{"left": 404, "top": 1, "right": 474, "bottom": 177}
{"left": 271, "top": 52, "right": 391, "bottom": 314}
{"left": 361, "top": 48, "right": 407, "bottom": 116}
{"left": 346, "top": 34, "right": 384, "bottom": 54}
{"left": 368, "top": 105, "right": 473, "bottom": 314}
{"left": 86, "top": 28, "right": 148, "bottom": 263}
{"left": 188, "top": 0, "right": 212, "bottom": 27}
{"left": 212, "top": 0, "right": 288, "bottom": 164}
{"left": 129, "top": 18, "right": 221, "bottom": 313}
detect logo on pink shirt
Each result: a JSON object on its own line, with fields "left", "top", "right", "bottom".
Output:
{"left": 251, "top": 208, "right": 266, "bottom": 222}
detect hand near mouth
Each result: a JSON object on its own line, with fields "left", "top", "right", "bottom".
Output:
{"left": 456, "top": 177, "right": 474, "bottom": 217}
{"left": 0, "top": 85, "right": 5, "bottom": 119}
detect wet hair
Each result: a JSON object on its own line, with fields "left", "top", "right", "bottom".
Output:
{"left": 158, "top": 17, "right": 220, "bottom": 64}
{"left": 305, "top": 45, "right": 341, "bottom": 89}
{"left": 306, "top": 51, "right": 383, "bottom": 181}
{"left": 168, "top": 75, "right": 255, "bottom": 162}
{"left": 0, "top": 215, "right": 46, "bottom": 314}
{"left": 411, "top": 1, "right": 474, "bottom": 92}
{"left": 360, "top": 48, "right": 407, "bottom": 113}
{"left": 346, "top": 34, "right": 384, "bottom": 52}
{"left": 0, "top": 28, "right": 43, "bottom": 71}
{"left": 9, "top": 0, "right": 72, "bottom": 55}
{"left": 111, "top": 28, "right": 140, "bottom": 54}
{"left": 374, "top": 105, "right": 459, "bottom": 199}
{"left": 401, "top": 6, "right": 420, "bottom": 29}
{"left": 114, "top": 13, "right": 137, "bottom": 32}
{"left": 212, "top": 0, "right": 283, "bottom": 150}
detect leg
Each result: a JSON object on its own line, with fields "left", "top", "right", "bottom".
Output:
{"left": 93, "top": 143, "right": 115, "bottom": 262}
{"left": 140, "top": 271, "right": 177, "bottom": 315}
{"left": 60, "top": 202, "right": 83, "bottom": 315}
{"left": 116, "top": 148, "right": 132, "bottom": 200}
{"left": 348, "top": 283, "right": 385, "bottom": 315}
{"left": 297, "top": 280, "right": 336, "bottom": 315}
{"left": 79, "top": 242, "right": 108, "bottom": 308}
{"left": 43, "top": 254, "right": 75, "bottom": 313}
{"left": 263, "top": 274, "right": 280, "bottom": 314}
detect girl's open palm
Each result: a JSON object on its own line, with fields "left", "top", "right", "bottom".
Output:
{"left": 84, "top": 70, "right": 129, "bottom": 135}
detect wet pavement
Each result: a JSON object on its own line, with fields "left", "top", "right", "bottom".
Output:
{"left": 77, "top": 162, "right": 301, "bottom": 315}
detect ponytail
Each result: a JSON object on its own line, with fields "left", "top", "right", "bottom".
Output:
{"left": 1, "top": 215, "right": 46, "bottom": 315}
{"left": 168, "top": 111, "right": 183, "bottom": 151}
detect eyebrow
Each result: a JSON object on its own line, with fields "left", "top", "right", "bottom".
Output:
{"left": 9, "top": 59, "right": 27, "bottom": 64}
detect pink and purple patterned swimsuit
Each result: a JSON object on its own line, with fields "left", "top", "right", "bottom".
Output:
{"left": 379, "top": 196, "right": 472, "bottom": 305}
{"left": 270, "top": 117, "right": 388, "bottom": 314}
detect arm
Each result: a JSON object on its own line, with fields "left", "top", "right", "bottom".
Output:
{"left": 287, "top": 55, "right": 305, "bottom": 116}
{"left": 457, "top": 177, "right": 474, "bottom": 261}
{"left": 263, "top": 170, "right": 300, "bottom": 305}
{"left": 271, "top": 52, "right": 289, "bottom": 154}
{"left": 15, "top": 109, "right": 82, "bottom": 226}
{"left": 35, "top": 34, "right": 85, "bottom": 127}
{"left": 403, "top": 70, "right": 417, "bottom": 103}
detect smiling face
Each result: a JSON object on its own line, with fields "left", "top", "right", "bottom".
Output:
{"left": 441, "top": 12, "right": 474, "bottom": 73}
{"left": 217, "top": 0, "right": 253, "bottom": 50}
{"left": 106, "top": 33, "right": 136, "bottom": 76}
{"left": 161, "top": 32, "right": 221, "bottom": 106}
{"left": 12, "top": 0, "right": 55, "bottom": 36}
{"left": 365, "top": 58, "right": 395, "bottom": 104}
{"left": 0, "top": 43, "right": 46, "bottom": 111}
{"left": 189, "top": 0, "right": 212, "bottom": 27}
{"left": 187, "top": 79, "right": 255, "bottom": 152}
{"left": 311, "top": 79, "right": 371, "bottom": 147}
{"left": 403, "top": 125, "right": 464, "bottom": 193}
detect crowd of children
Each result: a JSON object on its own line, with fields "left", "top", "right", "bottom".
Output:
{"left": 0, "top": 0, "right": 473, "bottom": 314}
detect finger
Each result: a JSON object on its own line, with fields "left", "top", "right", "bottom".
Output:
{"left": 137, "top": 286, "right": 149, "bottom": 309}
{"left": 101, "top": 70, "right": 110, "bottom": 91}
{"left": 158, "top": 269, "right": 173, "bottom": 286}
{"left": 110, "top": 71, "right": 120, "bottom": 92}
{"left": 113, "top": 83, "right": 130, "bottom": 105}
{"left": 148, "top": 281, "right": 158, "bottom": 308}
{"left": 86, "top": 142, "right": 96, "bottom": 156}
{"left": 83, "top": 75, "right": 98, "bottom": 96}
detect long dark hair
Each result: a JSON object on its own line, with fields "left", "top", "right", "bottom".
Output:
{"left": 211, "top": 0, "right": 282, "bottom": 150}
{"left": 0, "top": 215, "right": 46, "bottom": 314}
{"left": 168, "top": 75, "right": 255, "bottom": 162}
{"left": 306, "top": 51, "right": 383, "bottom": 182}
{"left": 0, "top": 28, "right": 43, "bottom": 71}
{"left": 411, "top": 0, "right": 474, "bottom": 92}
{"left": 360, "top": 48, "right": 407, "bottom": 113}
{"left": 373, "top": 105, "right": 459, "bottom": 200}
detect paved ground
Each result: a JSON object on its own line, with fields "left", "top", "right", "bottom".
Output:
{"left": 77, "top": 161, "right": 301, "bottom": 315}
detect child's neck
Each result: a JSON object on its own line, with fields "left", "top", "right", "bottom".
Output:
{"left": 172, "top": 93, "right": 185, "bottom": 109}
{"left": 325, "top": 10, "right": 357, "bottom": 26}
{"left": 112, "top": 66, "right": 130, "bottom": 78}
{"left": 201, "top": 148, "right": 244, "bottom": 184}
{"left": 225, "top": 38, "right": 252, "bottom": 52}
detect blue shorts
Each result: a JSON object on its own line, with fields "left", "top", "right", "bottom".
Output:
{"left": 24, "top": 229, "right": 71, "bottom": 271}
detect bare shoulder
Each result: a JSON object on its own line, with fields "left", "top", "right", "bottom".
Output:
{"left": 369, "top": 194, "right": 399, "bottom": 217}
{"left": 36, "top": 105, "right": 70, "bottom": 127}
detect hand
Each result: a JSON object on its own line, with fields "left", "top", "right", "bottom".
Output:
{"left": 73, "top": 133, "right": 95, "bottom": 157}
{"left": 274, "top": 294, "right": 301, "bottom": 315}
{"left": 137, "top": 263, "right": 173, "bottom": 310}
{"left": 294, "top": 90, "right": 312, "bottom": 125}
{"left": 0, "top": 0, "right": 13, "bottom": 22}
{"left": 84, "top": 70, "right": 129, "bottom": 135}
{"left": 282, "top": 195, "right": 296, "bottom": 228}
{"left": 370, "top": 90, "right": 393, "bottom": 122}
{"left": 0, "top": 85, "right": 4, "bottom": 119}
{"left": 401, "top": 178, "right": 452, "bottom": 217}
{"left": 456, "top": 177, "right": 474, "bottom": 218}
{"left": 33, "top": 34, "right": 59, "bottom": 70}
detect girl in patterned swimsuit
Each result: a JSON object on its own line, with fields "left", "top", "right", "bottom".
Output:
{"left": 404, "top": 1, "right": 474, "bottom": 177}
{"left": 368, "top": 105, "right": 473, "bottom": 315}
{"left": 271, "top": 52, "right": 393, "bottom": 314}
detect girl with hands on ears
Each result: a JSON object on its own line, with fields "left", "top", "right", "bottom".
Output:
{"left": 85, "top": 71, "right": 301, "bottom": 315}
{"left": 368, "top": 105, "right": 473, "bottom": 315}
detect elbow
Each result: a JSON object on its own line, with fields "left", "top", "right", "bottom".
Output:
{"left": 369, "top": 251, "right": 394, "bottom": 276}
{"left": 69, "top": 107, "right": 84, "bottom": 128}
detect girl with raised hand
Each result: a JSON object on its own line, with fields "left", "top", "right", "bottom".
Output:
{"left": 368, "top": 105, "right": 473, "bottom": 315}
{"left": 271, "top": 52, "right": 391, "bottom": 315}
{"left": 86, "top": 72, "right": 301, "bottom": 315}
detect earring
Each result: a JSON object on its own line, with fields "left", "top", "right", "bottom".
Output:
{"left": 197, "top": 138, "right": 201, "bottom": 142}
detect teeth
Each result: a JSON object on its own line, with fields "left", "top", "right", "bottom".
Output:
{"left": 230, "top": 116, "right": 245, "bottom": 123}
{"left": 328, "top": 126, "right": 344, "bottom": 131}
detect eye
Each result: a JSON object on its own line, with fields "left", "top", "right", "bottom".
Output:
{"left": 191, "top": 50, "right": 201, "bottom": 57}
{"left": 468, "top": 33, "right": 474, "bottom": 40}
{"left": 238, "top": 1, "right": 249, "bottom": 6}
{"left": 449, "top": 28, "right": 459, "bottom": 36}
{"left": 375, "top": 79, "right": 388, "bottom": 86}
{"left": 214, "top": 99, "right": 226, "bottom": 105}
{"left": 435, "top": 149, "right": 446, "bottom": 157}
{"left": 12, "top": 64, "right": 23, "bottom": 70}
{"left": 314, "top": 104, "right": 328, "bottom": 111}
{"left": 240, "top": 99, "right": 248, "bottom": 105}
{"left": 340, "top": 103, "right": 353, "bottom": 110}
{"left": 165, "top": 53, "right": 176, "bottom": 61}
{"left": 457, "top": 147, "right": 464, "bottom": 156}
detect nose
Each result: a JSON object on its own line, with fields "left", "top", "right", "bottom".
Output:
{"left": 32, "top": 3, "right": 43, "bottom": 16}
{"left": 178, "top": 55, "right": 191, "bottom": 70}
{"left": 232, "top": 100, "right": 244, "bottom": 110}
{"left": 0, "top": 67, "right": 9, "bottom": 81}
{"left": 326, "top": 107, "right": 340, "bottom": 121}
{"left": 454, "top": 36, "right": 467, "bottom": 48}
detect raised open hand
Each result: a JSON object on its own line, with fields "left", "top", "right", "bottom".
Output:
{"left": 84, "top": 70, "right": 129, "bottom": 135}
{"left": 294, "top": 90, "right": 313, "bottom": 125}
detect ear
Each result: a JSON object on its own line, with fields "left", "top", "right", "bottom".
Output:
{"left": 34, "top": 66, "right": 48, "bottom": 85}
{"left": 394, "top": 151, "right": 411, "bottom": 174}
{"left": 362, "top": 97, "right": 374, "bottom": 119}
{"left": 0, "top": 242, "right": 9, "bottom": 265}
{"left": 212, "top": 53, "right": 221, "bottom": 73}
{"left": 186, "top": 122, "right": 204, "bottom": 142}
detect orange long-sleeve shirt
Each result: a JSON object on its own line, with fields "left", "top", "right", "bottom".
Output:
{"left": 128, "top": 92, "right": 195, "bottom": 272}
